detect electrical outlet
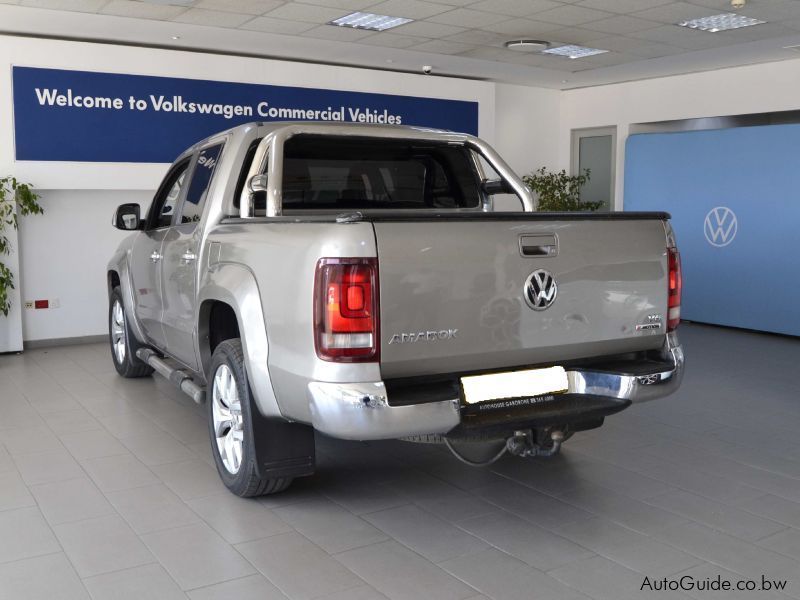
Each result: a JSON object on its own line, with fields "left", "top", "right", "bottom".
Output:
{"left": 24, "top": 301, "right": 33, "bottom": 309}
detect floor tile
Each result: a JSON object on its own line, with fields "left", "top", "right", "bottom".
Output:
{"left": 0, "top": 470, "right": 37, "bottom": 511}
{"left": 30, "top": 476, "right": 114, "bottom": 525}
{"left": 83, "top": 563, "right": 187, "bottom": 600}
{"left": 106, "top": 483, "right": 200, "bottom": 535}
{"left": 440, "top": 547, "right": 586, "bottom": 600}
{"left": 40, "top": 408, "right": 102, "bottom": 435}
{"left": 119, "top": 432, "right": 195, "bottom": 466}
{"left": 151, "top": 459, "right": 228, "bottom": 500}
{"left": 14, "top": 448, "right": 84, "bottom": 486}
{"left": 758, "top": 527, "right": 800, "bottom": 561}
{"left": 187, "top": 492, "right": 292, "bottom": 544}
{"left": 0, "top": 552, "right": 89, "bottom": 599}
{"left": 53, "top": 514, "right": 154, "bottom": 577}
{"left": 274, "top": 498, "right": 388, "bottom": 554}
{"left": 362, "top": 503, "right": 486, "bottom": 563}
{"left": 0, "top": 506, "right": 61, "bottom": 563}
{"left": 81, "top": 453, "right": 158, "bottom": 492}
{"left": 336, "top": 540, "right": 477, "bottom": 600}
{"left": 238, "top": 532, "right": 364, "bottom": 600}
{"left": 187, "top": 573, "right": 287, "bottom": 600}
{"left": 549, "top": 554, "right": 668, "bottom": 600}
{"left": 59, "top": 429, "right": 129, "bottom": 460}
{"left": 142, "top": 522, "right": 255, "bottom": 590}
{"left": 458, "top": 510, "right": 595, "bottom": 571}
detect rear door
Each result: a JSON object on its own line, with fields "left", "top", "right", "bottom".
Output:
{"left": 129, "top": 159, "right": 189, "bottom": 351}
{"left": 161, "top": 142, "right": 225, "bottom": 370}
{"left": 375, "top": 217, "right": 669, "bottom": 379}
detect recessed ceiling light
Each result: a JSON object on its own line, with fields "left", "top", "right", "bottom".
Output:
{"left": 504, "top": 40, "right": 549, "bottom": 52}
{"left": 171, "top": 35, "right": 181, "bottom": 40}
{"left": 542, "top": 44, "right": 608, "bottom": 59}
{"left": 677, "top": 13, "right": 765, "bottom": 32}
{"left": 329, "top": 12, "right": 413, "bottom": 32}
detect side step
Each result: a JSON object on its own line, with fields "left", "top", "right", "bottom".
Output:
{"left": 136, "top": 348, "right": 205, "bottom": 404}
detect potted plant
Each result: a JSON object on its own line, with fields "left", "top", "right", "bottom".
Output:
{"left": 0, "top": 177, "right": 44, "bottom": 317}
{"left": 523, "top": 167, "right": 604, "bottom": 211}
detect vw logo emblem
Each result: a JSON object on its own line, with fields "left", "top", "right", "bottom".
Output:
{"left": 524, "top": 269, "right": 557, "bottom": 311}
{"left": 704, "top": 206, "right": 737, "bottom": 247}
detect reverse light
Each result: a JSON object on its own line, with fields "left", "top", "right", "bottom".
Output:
{"left": 314, "top": 258, "right": 379, "bottom": 362}
{"left": 667, "top": 247, "right": 682, "bottom": 331}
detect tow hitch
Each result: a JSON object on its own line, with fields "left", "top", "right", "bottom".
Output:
{"left": 506, "top": 429, "right": 565, "bottom": 458}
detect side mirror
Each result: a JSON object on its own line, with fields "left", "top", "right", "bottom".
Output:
{"left": 113, "top": 203, "right": 141, "bottom": 231}
{"left": 482, "top": 178, "right": 514, "bottom": 195}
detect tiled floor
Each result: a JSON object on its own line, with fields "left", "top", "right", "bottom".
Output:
{"left": 1, "top": 323, "right": 799, "bottom": 600}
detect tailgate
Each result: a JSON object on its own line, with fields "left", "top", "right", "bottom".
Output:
{"left": 375, "top": 217, "right": 669, "bottom": 379}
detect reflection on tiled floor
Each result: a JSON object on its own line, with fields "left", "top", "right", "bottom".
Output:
{"left": 0, "top": 323, "right": 799, "bottom": 599}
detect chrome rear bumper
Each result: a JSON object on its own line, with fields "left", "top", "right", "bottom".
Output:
{"left": 307, "top": 332, "right": 684, "bottom": 441}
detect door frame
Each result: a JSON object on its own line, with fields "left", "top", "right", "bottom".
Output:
{"left": 570, "top": 126, "right": 617, "bottom": 212}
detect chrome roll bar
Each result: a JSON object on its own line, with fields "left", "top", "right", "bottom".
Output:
{"left": 239, "top": 123, "right": 535, "bottom": 218}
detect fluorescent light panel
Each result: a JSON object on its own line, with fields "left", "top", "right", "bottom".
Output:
{"left": 678, "top": 13, "right": 765, "bottom": 32}
{"left": 542, "top": 44, "right": 607, "bottom": 59}
{"left": 330, "top": 12, "right": 413, "bottom": 32}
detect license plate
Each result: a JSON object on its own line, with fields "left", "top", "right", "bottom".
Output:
{"left": 460, "top": 366, "right": 569, "bottom": 405}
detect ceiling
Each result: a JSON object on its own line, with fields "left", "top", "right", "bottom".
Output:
{"left": 4, "top": 0, "right": 800, "bottom": 88}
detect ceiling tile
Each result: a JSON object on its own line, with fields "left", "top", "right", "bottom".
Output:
{"left": 466, "top": 0, "right": 562, "bottom": 18}
{"left": 482, "top": 17, "right": 561, "bottom": 36}
{"left": 456, "top": 46, "right": 509, "bottom": 60}
{"left": 301, "top": 23, "right": 375, "bottom": 40}
{"left": 579, "top": 50, "right": 636, "bottom": 66}
{"left": 172, "top": 8, "right": 254, "bottom": 27}
{"left": 444, "top": 28, "right": 509, "bottom": 46}
{"left": 714, "top": 22, "right": 799, "bottom": 42}
{"left": 412, "top": 38, "right": 477, "bottom": 54}
{"left": 193, "top": 0, "right": 284, "bottom": 16}
{"left": 392, "top": 20, "right": 466, "bottom": 37}
{"left": 690, "top": 0, "right": 800, "bottom": 21}
{"left": 432, "top": 0, "right": 485, "bottom": 5}
{"left": 583, "top": 15, "right": 661, "bottom": 35}
{"left": 367, "top": 0, "right": 452, "bottom": 20}
{"left": 544, "top": 26, "right": 612, "bottom": 43}
{"left": 239, "top": 15, "right": 317, "bottom": 33}
{"left": 100, "top": 0, "right": 188, "bottom": 19}
{"left": 426, "top": 7, "right": 512, "bottom": 28}
{"left": 627, "top": 41, "right": 685, "bottom": 58}
{"left": 632, "top": 2, "right": 717, "bottom": 24}
{"left": 629, "top": 24, "right": 739, "bottom": 49}
{"left": 263, "top": 2, "right": 348, "bottom": 23}
{"left": 301, "top": 0, "right": 384, "bottom": 9}
{"left": 534, "top": 4, "right": 615, "bottom": 26}
{"left": 19, "top": 0, "right": 106, "bottom": 11}
{"left": 576, "top": 0, "right": 673, "bottom": 13}
{"left": 586, "top": 34, "right": 653, "bottom": 52}
{"left": 357, "top": 32, "right": 428, "bottom": 47}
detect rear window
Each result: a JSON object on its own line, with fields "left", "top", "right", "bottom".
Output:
{"left": 281, "top": 136, "right": 481, "bottom": 210}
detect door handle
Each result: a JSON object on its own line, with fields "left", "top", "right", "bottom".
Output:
{"left": 180, "top": 251, "right": 197, "bottom": 263}
{"left": 150, "top": 251, "right": 162, "bottom": 262}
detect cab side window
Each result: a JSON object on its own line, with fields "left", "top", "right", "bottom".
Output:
{"left": 179, "top": 143, "right": 224, "bottom": 225}
{"left": 149, "top": 160, "right": 190, "bottom": 230}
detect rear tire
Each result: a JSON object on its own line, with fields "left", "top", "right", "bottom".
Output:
{"left": 109, "top": 287, "right": 153, "bottom": 378}
{"left": 207, "top": 339, "right": 292, "bottom": 497}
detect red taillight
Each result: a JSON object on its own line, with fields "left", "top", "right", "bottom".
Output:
{"left": 314, "top": 258, "right": 379, "bottom": 362}
{"left": 667, "top": 247, "right": 682, "bottom": 331}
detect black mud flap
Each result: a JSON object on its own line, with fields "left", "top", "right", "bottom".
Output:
{"left": 246, "top": 399, "right": 316, "bottom": 481}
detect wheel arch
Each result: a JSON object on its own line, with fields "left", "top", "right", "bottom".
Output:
{"left": 198, "top": 263, "right": 282, "bottom": 418}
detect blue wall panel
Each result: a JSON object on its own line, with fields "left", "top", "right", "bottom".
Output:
{"left": 12, "top": 66, "right": 479, "bottom": 163}
{"left": 625, "top": 125, "right": 800, "bottom": 336}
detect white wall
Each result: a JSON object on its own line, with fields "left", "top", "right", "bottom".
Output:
{"left": 559, "top": 57, "right": 800, "bottom": 210}
{"left": 494, "top": 83, "right": 561, "bottom": 178}
{"left": 0, "top": 34, "right": 560, "bottom": 344}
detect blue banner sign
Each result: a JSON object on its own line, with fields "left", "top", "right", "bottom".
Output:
{"left": 12, "top": 66, "right": 479, "bottom": 163}
{"left": 625, "top": 124, "right": 800, "bottom": 336}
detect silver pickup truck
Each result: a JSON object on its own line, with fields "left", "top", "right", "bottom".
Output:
{"left": 108, "top": 122, "right": 684, "bottom": 497}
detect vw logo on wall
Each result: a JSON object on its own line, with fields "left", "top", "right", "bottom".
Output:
{"left": 704, "top": 206, "right": 738, "bottom": 247}
{"left": 524, "top": 269, "right": 557, "bottom": 311}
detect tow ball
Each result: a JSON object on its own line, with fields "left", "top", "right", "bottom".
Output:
{"left": 506, "top": 429, "right": 565, "bottom": 458}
